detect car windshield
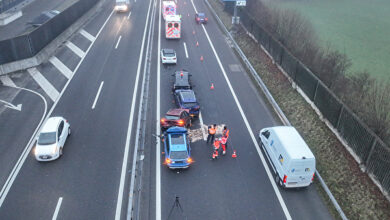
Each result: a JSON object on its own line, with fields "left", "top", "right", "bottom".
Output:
{"left": 37, "top": 132, "right": 56, "bottom": 145}
{"left": 198, "top": 13, "right": 205, "bottom": 18}
{"left": 182, "top": 102, "right": 197, "bottom": 108}
{"left": 170, "top": 151, "right": 188, "bottom": 159}
{"left": 164, "top": 52, "right": 175, "bottom": 57}
{"left": 166, "top": 115, "right": 180, "bottom": 120}
{"left": 170, "top": 134, "right": 185, "bottom": 145}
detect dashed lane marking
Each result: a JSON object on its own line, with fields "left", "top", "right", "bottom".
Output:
{"left": 79, "top": 29, "right": 96, "bottom": 42}
{"left": 66, "top": 41, "right": 86, "bottom": 58}
{"left": 52, "top": 197, "right": 63, "bottom": 220}
{"left": 49, "top": 57, "right": 72, "bottom": 79}
{"left": 27, "top": 68, "right": 59, "bottom": 102}
{"left": 0, "top": 75, "right": 16, "bottom": 87}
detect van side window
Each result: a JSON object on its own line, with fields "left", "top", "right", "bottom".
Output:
{"left": 278, "top": 154, "right": 284, "bottom": 164}
{"left": 262, "top": 130, "right": 270, "bottom": 139}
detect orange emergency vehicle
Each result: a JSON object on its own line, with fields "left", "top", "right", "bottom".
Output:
{"left": 162, "top": 1, "right": 176, "bottom": 20}
{"left": 165, "top": 15, "right": 181, "bottom": 39}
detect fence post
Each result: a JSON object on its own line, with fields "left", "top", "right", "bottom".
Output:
{"left": 364, "top": 138, "right": 377, "bottom": 170}
{"left": 335, "top": 105, "right": 344, "bottom": 130}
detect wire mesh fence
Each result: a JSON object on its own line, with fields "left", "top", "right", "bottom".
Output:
{"left": 233, "top": 5, "right": 390, "bottom": 195}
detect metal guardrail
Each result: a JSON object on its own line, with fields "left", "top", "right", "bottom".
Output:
{"left": 204, "top": 0, "right": 348, "bottom": 219}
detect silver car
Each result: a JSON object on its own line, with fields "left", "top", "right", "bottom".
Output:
{"left": 34, "top": 117, "right": 71, "bottom": 161}
{"left": 161, "top": 49, "right": 177, "bottom": 64}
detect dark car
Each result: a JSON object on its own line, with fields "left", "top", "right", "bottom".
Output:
{"left": 174, "top": 90, "right": 200, "bottom": 117}
{"left": 160, "top": 108, "right": 192, "bottom": 130}
{"left": 195, "top": 13, "right": 208, "bottom": 24}
{"left": 162, "top": 127, "right": 192, "bottom": 169}
{"left": 172, "top": 70, "right": 192, "bottom": 92}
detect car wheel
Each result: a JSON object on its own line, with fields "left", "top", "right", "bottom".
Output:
{"left": 68, "top": 127, "right": 71, "bottom": 136}
{"left": 59, "top": 146, "right": 63, "bottom": 156}
{"left": 275, "top": 175, "right": 280, "bottom": 186}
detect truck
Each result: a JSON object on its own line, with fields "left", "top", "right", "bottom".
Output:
{"left": 259, "top": 126, "right": 316, "bottom": 188}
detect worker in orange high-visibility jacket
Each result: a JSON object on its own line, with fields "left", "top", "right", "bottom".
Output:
{"left": 223, "top": 126, "right": 230, "bottom": 138}
{"left": 212, "top": 138, "right": 221, "bottom": 159}
{"left": 207, "top": 124, "right": 217, "bottom": 144}
{"left": 221, "top": 136, "right": 227, "bottom": 155}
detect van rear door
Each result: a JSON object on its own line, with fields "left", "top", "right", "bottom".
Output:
{"left": 286, "top": 159, "right": 315, "bottom": 187}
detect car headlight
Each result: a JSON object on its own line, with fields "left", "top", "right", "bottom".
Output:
{"left": 52, "top": 147, "right": 58, "bottom": 155}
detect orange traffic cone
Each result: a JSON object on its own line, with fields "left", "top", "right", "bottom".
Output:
{"left": 196, "top": 41, "right": 199, "bottom": 47}
{"left": 200, "top": 56, "right": 204, "bottom": 61}
{"left": 210, "top": 83, "right": 214, "bottom": 90}
{"left": 232, "top": 150, "right": 237, "bottom": 158}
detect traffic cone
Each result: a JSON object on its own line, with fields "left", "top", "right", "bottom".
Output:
{"left": 232, "top": 150, "right": 237, "bottom": 158}
{"left": 200, "top": 56, "right": 204, "bottom": 61}
{"left": 196, "top": 41, "right": 199, "bottom": 47}
{"left": 210, "top": 83, "right": 214, "bottom": 90}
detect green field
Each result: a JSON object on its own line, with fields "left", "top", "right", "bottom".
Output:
{"left": 263, "top": 0, "right": 390, "bottom": 80}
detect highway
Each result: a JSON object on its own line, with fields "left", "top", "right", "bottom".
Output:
{"left": 0, "top": 0, "right": 333, "bottom": 219}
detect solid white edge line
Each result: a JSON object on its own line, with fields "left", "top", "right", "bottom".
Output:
{"left": 190, "top": 0, "right": 292, "bottom": 219}
{"left": 114, "top": 0, "right": 153, "bottom": 218}
{"left": 92, "top": 81, "right": 104, "bottom": 109}
{"left": 52, "top": 197, "right": 63, "bottom": 220}
{"left": 198, "top": 112, "right": 207, "bottom": 140}
{"left": 156, "top": 0, "right": 162, "bottom": 219}
{"left": 183, "top": 42, "right": 189, "bottom": 58}
{"left": 0, "top": 9, "right": 115, "bottom": 208}
{"left": 127, "top": 11, "right": 132, "bottom": 19}
{"left": 115, "top": 35, "right": 122, "bottom": 49}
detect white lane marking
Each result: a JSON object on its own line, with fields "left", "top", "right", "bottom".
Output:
{"left": 183, "top": 42, "right": 189, "bottom": 58}
{"left": 127, "top": 11, "right": 132, "bottom": 19}
{"left": 114, "top": 0, "right": 153, "bottom": 218}
{"left": 79, "top": 29, "right": 96, "bottom": 42}
{"left": 198, "top": 112, "right": 207, "bottom": 140}
{"left": 0, "top": 9, "right": 115, "bottom": 209}
{"left": 190, "top": 0, "right": 292, "bottom": 219}
{"left": 0, "top": 75, "right": 17, "bottom": 87}
{"left": 156, "top": 0, "right": 162, "bottom": 219}
{"left": 0, "top": 100, "right": 22, "bottom": 111}
{"left": 66, "top": 41, "right": 86, "bottom": 58}
{"left": 27, "top": 67, "right": 59, "bottom": 102}
{"left": 52, "top": 197, "right": 63, "bottom": 220}
{"left": 115, "top": 35, "right": 122, "bottom": 49}
{"left": 92, "top": 81, "right": 104, "bottom": 109}
{"left": 49, "top": 57, "right": 72, "bottom": 79}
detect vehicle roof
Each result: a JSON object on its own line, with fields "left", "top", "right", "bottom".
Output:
{"left": 170, "top": 144, "right": 187, "bottom": 152}
{"left": 174, "top": 71, "right": 190, "bottom": 87}
{"left": 270, "top": 126, "right": 315, "bottom": 160}
{"left": 41, "top": 117, "right": 63, "bottom": 133}
{"left": 166, "top": 108, "right": 185, "bottom": 116}
{"left": 166, "top": 15, "right": 181, "bottom": 22}
{"left": 166, "top": 126, "right": 187, "bottom": 133}
{"left": 178, "top": 90, "right": 196, "bottom": 103}
{"left": 163, "top": 1, "right": 176, "bottom": 6}
{"left": 162, "top": 49, "right": 175, "bottom": 54}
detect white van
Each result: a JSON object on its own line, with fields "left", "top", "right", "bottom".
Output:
{"left": 115, "top": 0, "right": 129, "bottom": 12}
{"left": 259, "top": 126, "right": 315, "bottom": 188}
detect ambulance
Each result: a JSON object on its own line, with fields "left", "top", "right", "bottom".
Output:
{"left": 162, "top": 1, "right": 176, "bottom": 20}
{"left": 165, "top": 15, "right": 181, "bottom": 39}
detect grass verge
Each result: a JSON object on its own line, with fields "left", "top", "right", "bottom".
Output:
{"left": 208, "top": 0, "right": 390, "bottom": 219}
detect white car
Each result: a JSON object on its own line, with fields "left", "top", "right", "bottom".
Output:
{"left": 161, "top": 49, "right": 177, "bottom": 64}
{"left": 34, "top": 117, "right": 70, "bottom": 161}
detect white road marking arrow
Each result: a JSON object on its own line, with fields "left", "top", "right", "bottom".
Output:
{"left": 0, "top": 100, "right": 22, "bottom": 111}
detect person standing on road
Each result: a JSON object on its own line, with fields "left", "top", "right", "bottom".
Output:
{"left": 222, "top": 126, "right": 230, "bottom": 149}
{"left": 221, "top": 136, "right": 227, "bottom": 155}
{"left": 212, "top": 138, "right": 221, "bottom": 159}
{"left": 207, "top": 124, "right": 216, "bottom": 144}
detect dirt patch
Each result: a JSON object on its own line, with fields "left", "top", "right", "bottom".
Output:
{"left": 208, "top": 0, "right": 390, "bottom": 219}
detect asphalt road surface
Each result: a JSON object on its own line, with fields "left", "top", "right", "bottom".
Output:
{"left": 0, "top": 0, "right": 334, "bottom": 219}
